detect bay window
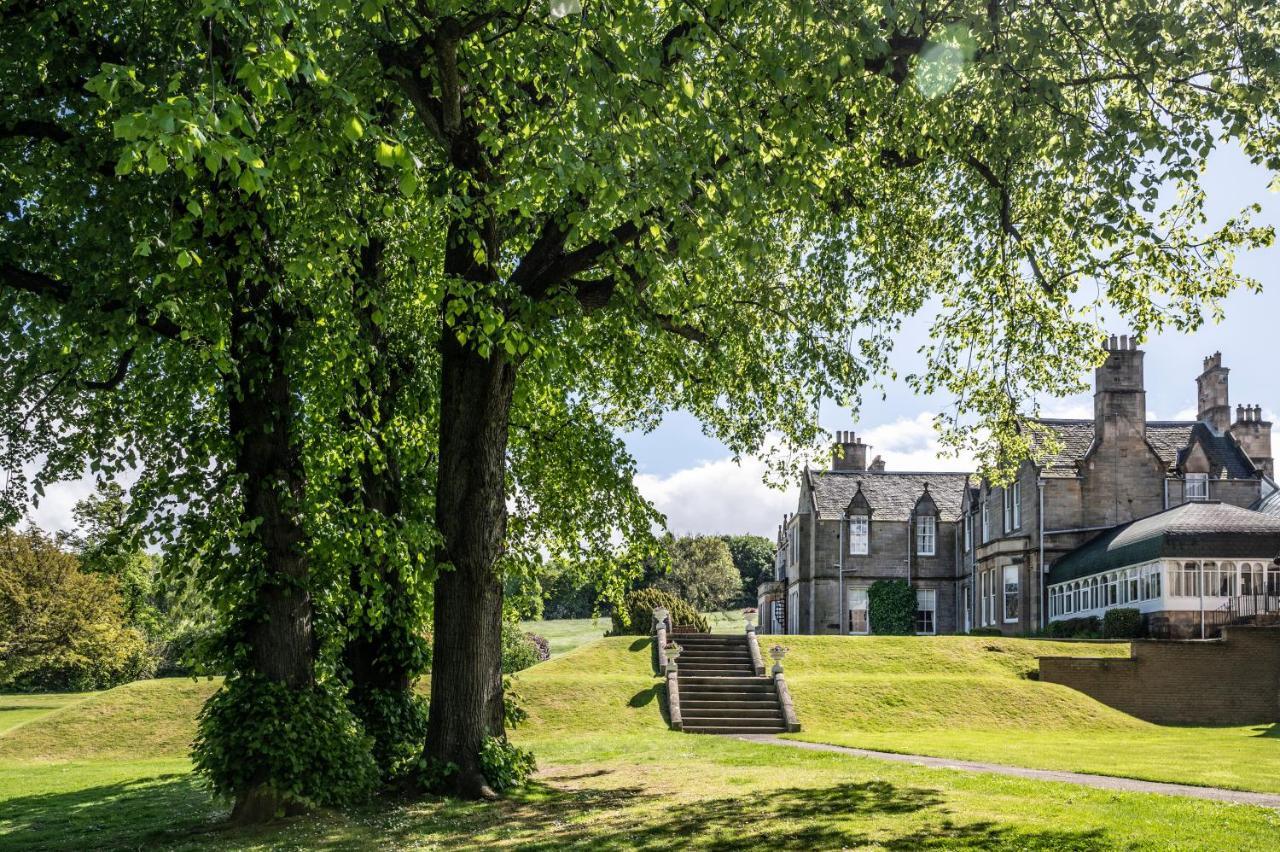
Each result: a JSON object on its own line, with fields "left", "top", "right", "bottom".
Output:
{"left": 1002, "top": 565, "right": 1020, "bottom": 623}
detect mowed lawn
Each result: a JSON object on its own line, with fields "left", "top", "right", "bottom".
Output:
{"left": 780, "top": 635, "right": 1280, "bottom": 794}
{"left": 1, "top": 638, "right": 1279, "bottom": 850}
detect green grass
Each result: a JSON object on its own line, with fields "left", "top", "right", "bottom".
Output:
{"left": 780, "top": 635, "right": 1280, "bottom": 794}
{"left": 519, "top": 611, "right": 744, "bottom": 659}
{"left": 0, "top": 692, "right": 89, "bottom": 735}
{"left": 2, "top": 638, "right": 1279, "bottom": 849}
{"left": 519, "top": 617, "right": 612, "bottom": 657}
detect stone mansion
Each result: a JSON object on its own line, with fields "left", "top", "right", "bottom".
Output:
{"left": 757, "top": 340, "right": 1280, "bottom": 639}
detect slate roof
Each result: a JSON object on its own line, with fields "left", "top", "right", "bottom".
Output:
{"left": 1049, "top": 501, "right": 1280, "bottom": 584}
{"left": 806, "top": 470, "right": 970, "bottom": 522}
{"left": 1031, "top": 419, "right": 1256, "bottom": 479}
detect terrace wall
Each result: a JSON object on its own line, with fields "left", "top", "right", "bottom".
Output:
{"left": 1038, "top": 625, "right": 1280, "bottom": 725}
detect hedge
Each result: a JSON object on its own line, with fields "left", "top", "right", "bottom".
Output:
{"left": 611, "top": 588, "right": 708, "bottom": 635}
{"left": 868, "top": 579, "right": 916, "bottom": 635}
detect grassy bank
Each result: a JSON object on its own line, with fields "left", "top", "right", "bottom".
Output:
{"left": 780, "top": 635, "right": 1280, "bottom": 794}
{"left": 2, "top": 637, "right": 1278, "bottom": 849}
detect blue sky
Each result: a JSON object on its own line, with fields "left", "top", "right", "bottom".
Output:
{"left": 629, "top": 144, "right": 1279, "bottom": 538}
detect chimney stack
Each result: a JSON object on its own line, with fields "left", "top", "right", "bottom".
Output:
{"left": 832, "top": 430, "right": 868, "bottom": 472}
{"left": 1094, "top": 334, "right": 1146, "bottom": 446}
{"left": 1197, "top": 352, "right": 1231, "bottom": 434}
{"left": 1231, "top": 404, "right": 1273, "bottom": 478}
{"left": 869, "top": 455, "right": 886, "bottom": 472}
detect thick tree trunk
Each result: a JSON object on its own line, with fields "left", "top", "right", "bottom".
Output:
{"left": 226, "top": 275, "right": 313, "bottom": 821}
{"left": 424, "top": 326, "right": 515, "bottom": 798}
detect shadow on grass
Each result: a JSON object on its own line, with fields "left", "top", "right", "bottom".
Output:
{"left": 384, "top": 777, "right": 1112, "bottom": 851}
{"left": 1253, "top": 723, "right": 1278, "bottom": 738}
{"left": 0, "top": 773, "right": 223, "bottom": 852}
{"left": 628, "top": 686, "right": 660, "bottom": 708}
{"left": 629, "top": 638, "right": 650, "bottom": 652}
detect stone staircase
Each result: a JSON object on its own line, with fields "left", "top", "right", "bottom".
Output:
{"left": 674, "top": 633, "right": 787, "bottom": 735}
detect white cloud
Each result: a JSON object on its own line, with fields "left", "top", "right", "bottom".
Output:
{"left": 1039, "top": 398, "right": 1092, "bottom": 419}
{"left": 635, "top": 456, "right": 795, "bottom": 539}
{"left": 635, "top": 413, "right": 976, "bottom": 538}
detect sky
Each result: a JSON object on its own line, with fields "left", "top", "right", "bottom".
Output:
{"left": 629, "top": 144, "right": 1280, "bottom": 540}
{"left": 20, "top": 148, "right": 1279, "bottom": 544}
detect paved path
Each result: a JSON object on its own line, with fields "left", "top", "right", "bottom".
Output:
{"left": 734, "top": 735, "right": 1280, "bottom": 809}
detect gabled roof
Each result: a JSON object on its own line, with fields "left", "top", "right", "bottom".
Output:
{"left": 806, "top": 470, "right": 969, "bottom": 522}
{"left": 1031, "top": 419, "right": 1256, "bottom": 479}
{"left": 1049, "top": 501, "right": 1280, "bottom": 584}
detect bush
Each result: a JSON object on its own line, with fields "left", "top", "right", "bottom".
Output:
{"left": 610, "top": 587, "right": 708, "bottom": 635}
{"left": 867, "top": 580, "right": 916, "bottom": 635}
{"left": 152, "top": 623, "right": 218, "bottom": 677}
{"left": 478, "top": 736, "right": 537, "bottom": 792}
{"left": 967, "top": 627, "right": 1004, "bottom": 636}
{"left": 193, "top": 674, "right": 378, "bottom": 811}
{"left": 1047, "top": 616, "right": 1102, "bottom": 639}
{"left": 524, "top": 632, "right": 551, "bottom": 663}
{"left": 1102, "top": 608, "right": 1145, "bottom": 639}
{"left": 501, "top": 621, "right": 541, "bottom": 674}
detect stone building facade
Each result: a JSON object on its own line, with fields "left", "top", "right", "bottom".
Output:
{"left": 759, "top": 339, "right": 1278, "bottom": 636}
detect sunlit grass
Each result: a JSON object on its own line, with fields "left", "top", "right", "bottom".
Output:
{"left": 780, "top": 635, "right": 1280, "bottom": 793}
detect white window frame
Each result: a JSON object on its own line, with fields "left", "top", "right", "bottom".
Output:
{"left": 1185, "top": 472, "right": 1209, "bottom": 501}
{"left": 916, "top": 514, "right": 936, "bottom": 556}
{"left": 981, "top": 501, "right": 990, "bottom": 543}
{"left": 1010, "top": 481, "right": 1021, "bottom": 530}
{"left": 915, "top": 588, "right": 937, "bottom": 635}
{"left": 848, "top": 514, "right": 869, "bottom": 556}
{"left": 1002, "top": 565, "right": 1020, "bottom": 623}
{"left": 963, "top": 513, "right": 972, "bottom": 552}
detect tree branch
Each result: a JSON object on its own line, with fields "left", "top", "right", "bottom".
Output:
{"left": 80, "top": 347, "right": 134, "bottom": 391}
{"left": 1, "top": 263, "right": 187, "bottom": 340}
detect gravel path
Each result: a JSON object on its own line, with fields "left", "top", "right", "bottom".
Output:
{"left": 734, "top": 734, "right": 1280, "bottom": 809}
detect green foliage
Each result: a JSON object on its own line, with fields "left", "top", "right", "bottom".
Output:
{"left": 478, "top": 737, "right": 537, "bottom": 793}
{"left": 347, "top": 686, "right": 430, "bottom": 781}
{"left": 501, "top": 621, "right": 541, "bottom": 674}
{"left": 966, "top": 627, "right": 1005, "bottom": 637}
{"left": 1046, "top": 617, "right": 1104, "bottom": 639}
{"left": 656, "top": 536, "right": 743, "bottom": 612}
{"left": 192, "top": 675, "right": 378, "bottom": 809}
{"left": 611, "top": 588, "right": 709, "bottom": 636}
{"left": 0, "top": 529, "right": 149, "bottom": 692}
{"left": 721, "top": 534, "right": 776, "bottom": 605}
{"left": 1102, "top": 609, "right": 1146, "bottom": 639}
{"left": 868, "top": 580, "right": 917, "bottom": 636}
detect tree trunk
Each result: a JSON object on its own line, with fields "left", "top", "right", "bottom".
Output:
{"left": 226, "top": 272, "right": 313, "bottom": 820}
{"left": 424, "top": 326, "right": 515, "bottom": 798}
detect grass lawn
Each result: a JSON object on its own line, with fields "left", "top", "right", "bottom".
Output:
{"left": 780, "top": 635, "right": 1280, "bottom": 795}
{"left": 0, "top": 692, "right": 89, "bottom": 735}
{"left": 519, "top": 611, "right": 743, "bottom": 658}
{"left": 519, "top": 617, "right": 612, "bottom": 657}
{"left": 2, "top": 637, "right": 1278, "bottom": 849}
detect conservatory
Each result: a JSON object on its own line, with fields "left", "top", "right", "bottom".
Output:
{"left": 1047, "top": 502, "right": 1280, "bottom": 638}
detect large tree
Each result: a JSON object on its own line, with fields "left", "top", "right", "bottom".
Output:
{"left": 370, "top": 0, "right": 1278, "bottom": 797}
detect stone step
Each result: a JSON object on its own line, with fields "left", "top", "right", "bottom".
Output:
{"left": 682, "top": 708, "right": 783, "bottom": 720}
{"left": 682, "top": 712, "right": 783, "bottom": 724}
{"left": 675, "top": 650, "right": 751, "bottom": 658}
{"left": 682, "top": 724, "right": 788, "bottom": 735}
{"left": 676, "top": 664, "right": 755, "bottom": 672}
{"left": 681, "top": 699, "right": 781, "bottom": 711}
{"left": 677, "top": 675, "right": 772, "bottom": 686}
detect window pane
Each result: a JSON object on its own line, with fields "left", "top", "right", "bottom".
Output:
{"left": 1003, "top": 566, "right": 1019, "bottom": 622}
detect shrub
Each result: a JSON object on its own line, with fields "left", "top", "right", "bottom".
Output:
{"left": 867, "top": 580, "right": 916, "bottom": 635}
{"left": 1047, "top": 616, "right": 1102, "bottom": 638}
{"left": 193, "top": 674, "right": 378, "bottom": 811}
{"left": 610, "top": 587, "right": 708, "bottom": 635}
{"left": 967, "top": 627, "right": 1004, "bottom": 636}
{"left": 1102, "top": 608, "right": 1145, "bottom": 639}
{"left": 478, "top": 736, "right": 537, "bottom": 792}
{"left": 524, "top": 632, "right": 551, "bottom": 663}
{"left": 501, "top": 621, "right": 540, "bottom": 674}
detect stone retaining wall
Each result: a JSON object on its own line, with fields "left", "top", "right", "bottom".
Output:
{"left": 1038, "top": 625, "right": 1280, "bottom": 725}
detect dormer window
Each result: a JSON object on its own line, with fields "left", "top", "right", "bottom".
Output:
{"left": 849, "top": 514, "right": 870, "bottom": 555}
{"left": 917, "top": 514, "right": 936, "bottom": 556}
{"left": 1186, "top": 472, "right": 1209, "bottom": 501}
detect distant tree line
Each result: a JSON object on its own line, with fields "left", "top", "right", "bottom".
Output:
{"left": 523, "top": 532, "right": 775, "bottom": 619}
